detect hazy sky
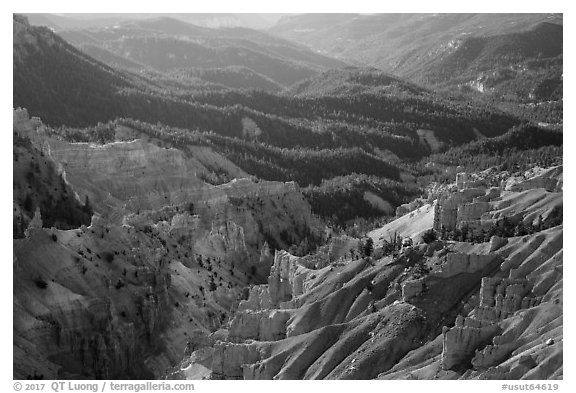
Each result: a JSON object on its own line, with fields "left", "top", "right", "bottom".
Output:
{"left": 26, "top": 13, "right": 292, "bottom": 30}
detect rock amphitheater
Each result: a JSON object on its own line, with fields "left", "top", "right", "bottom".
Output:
{"left": 13, "top": 109, "right": 562, "bottom": 380}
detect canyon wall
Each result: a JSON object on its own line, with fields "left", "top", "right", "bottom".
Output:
{"left": 178, "top": 166, "right": 564, "bottom": 380}
{"left": 13, "top": 109, "right": 322, "bottom": 379}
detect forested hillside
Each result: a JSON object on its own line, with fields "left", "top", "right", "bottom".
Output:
{"left": 13, "top": 14, "right": 562, "bottom": 226}
{"left": 13, "top": 13, "right": 564, "bottom": 382}
{"left": 270, "top": 13, "right": 563, "bottom": 123}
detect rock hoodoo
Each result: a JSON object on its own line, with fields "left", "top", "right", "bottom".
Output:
{"left": 172, "top": 166, "right": 563, "bottom": 380}
{"left": 13, "top": 108, "right": 562, "bottom": 380}
{"left": 12, "top": 110, "right": 323, "bottom": 379}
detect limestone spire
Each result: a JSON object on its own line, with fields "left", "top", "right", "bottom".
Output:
{"left": 24, "top": 207, "right": 42, "bottom": 237}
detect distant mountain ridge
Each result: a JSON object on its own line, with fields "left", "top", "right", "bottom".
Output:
{"left": 13, "top": 14, "right": 132, "bottom": 126}
{"left": 269, "top": 13, "right": 563, "bottom": 104}
{"left": 13, "top": 12, "right": 564, "bottom": 381}
{"left": 54, "top": 16, "right": 346, "bottom": 89}
{"left": 25, "top": 13, "right": 288, "bottom": 31}
{"left": 14, "top": 13, "right": 561, "bottom": 226}
{"left": 403, "top": 22, "right": 562, "bottom": 88}
{"left": 287, "top": 66, "right": 428, "bottom": 96}
{"left": 269, "top": 13, "right": 562, "bottom": 62}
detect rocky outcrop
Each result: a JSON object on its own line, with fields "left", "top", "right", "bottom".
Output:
{"left": 395, "top": 198, "right": 426, "bottom": 217}
{"left": 14, "top": 110, "right": 563, "bottom": 380}
{"left": 442, "top": 315, "right": 501, "bottom": 370}
{"left": 14, "top": 108, "right": 34, "bottom": 134}
{"left": 259, "top": 242, "right": 273, "bottom": 265}
{"left": 268, "top": 251, "right": 313, "bottom": 307}
{"left": 443, "top": 273, "right": 532, "bottom": 371}
{"left": 403, "top": 169, "right": 564, "bottom": 377}
{"left": 44, "top": 138, "right": 210, "bottom": 217}
{"left": 433, "top": 188, "right": 486, "bottom": 232}
{"left": 457, "top": 201, "right": 490, "bottom": 224}
{"left": 238, "top": 285, "right": 273, "bottom": 312}
{"left": 13, "top": 226, "right": 172, "bottom": 379}
{"left": 188, "top": 223, "right": 562, "bottom": 380}
{"left": 489, "top": 236, "right": 508, "bottom": 252}
{"left": 121, "top": 177, "right": 319, "bottom": 265}
{"left": 474, "top": 187, "right": 501, "bottom": 202}
{"left": 168, "top": 212, "right": 199, "bottom": 239}
{"left": 368, "top": 202, "right": 435, "bottom": 248}
{"left": 456, "top": 173, "right": 488, "bottom": 190}
{"left": 471, "top": 334, "right": 517, "bottom": 370}
{"left": 440, "top": 226, "right": 560, "bottom": 375}
{"left": 190, "top": 167, "right": 562, "bottom": 381}
{"left": 504, "top": 166, "right": 563, "bottom": 193}
{"left": 13, "top": 112, "right": 322, "bottom": 379}
{"left": 434, "top": 166, "right": 562, "bottom": 238}
{"left": 228, "top": 310, "right": 291, "bottom": 342}
{"left": 402, "top": 279, "right": 424, "bottom": 301}
{"left": 380, "top": 171, "right": 562, "bottom": 379}
{"left": 470, "top": 300, "right": 562, "bottom": 375}
{"left": 205, "top": 221, "right": 249, "bottom": 257}
{"left": 14, "top": 110, "right": 318, "bottom": 247}
{"left": 208, "top": 169, "right": 561, "bottom": 379}
{"left": 477, "top": 277, "right": 533, "bottom": 320}
{"left": 24, "top": 207, "right": 43, "bottom": 237}
{"left": 211, "top": 341, "right": 270, "bottom": 379}
{"left": 432, "top": 253, "right": 500, "bottom": 278}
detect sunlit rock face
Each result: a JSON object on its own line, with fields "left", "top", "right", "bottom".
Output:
{"left": 504, "top": 166, "right": 563, "bottom": 193}
{"left": 13, "top": 110, "right": 562, "bottom": 380}
{"left": 13, "top": 110, "right": 322, "bottom": 379}
{"left": 169, "top": 167, "right": 563, "bottom": 381}
{"left": 434, "top": 166, "right": 562, "bottom": 238}
{"left": 228, "top": 309, "right": 291, "bottom": 342}
{"left": 13, "top": 178, "right": 320, "bottom": 378}
{"left": 13, "top": 227, "right": 170, "bottom": 379}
